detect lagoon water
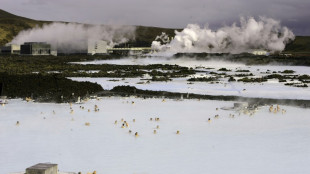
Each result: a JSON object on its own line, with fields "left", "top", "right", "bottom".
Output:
{"left": 2, "top": 57, "right": 310, "bottom": 174}
{"left": 1, "top": 98, "right": 310, "bottom": 174}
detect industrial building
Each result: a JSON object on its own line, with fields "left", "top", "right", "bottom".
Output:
{"left": 0, "top": 44, "right": 20, "bottom": 54}
{"left": 107, "top": 47, "right": 153, "bottom": 55}
{"left": 21, "top": 42, "right": 51, "bottom": 55}
{"left": 87, "top": 40, "right": 153, "bottom": 55}
{"left": 0, "top": 41, "right": 153, "bottom": 56}
{"left": 88, "top": 40, "right": 108, "bottom": 55}
{"left": 26, "top": 163, "right": 58, "bottom": 174}
{"left": 252, "top": 50, "right": 269, "bottom": 56}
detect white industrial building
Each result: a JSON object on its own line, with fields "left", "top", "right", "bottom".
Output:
{"left": 0, "top": 44, "right": 20, "bottom": 54}
{"left": 88, "top": 40, "right": 108, "bottom": 55}
{"left": 1, "top": 43, "right": 57, "bottom": 56}
{"left": 252, "top": 50, "right": 270, "bottom": 56}
{"left": 20, "top": 42, "right": 51, "bottom": 55}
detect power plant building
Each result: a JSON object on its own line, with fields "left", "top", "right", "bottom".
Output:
{"left": 252, "top": 50, "right": 269, "bottom": 56}
{"left": 21, "top": 42, "right": 51, "bottom": 55}
{"left": 0, "top": 44, "right": 20, "bottom": 54}
{"left": 88, "top": 40, "right": 108, "bottom": 55}
{"left": 107, "top": 47, "right": 153, "bottom": 55}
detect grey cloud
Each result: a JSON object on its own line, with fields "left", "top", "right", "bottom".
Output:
{"left": 1, "top": 0, "right": 309, "bottom": 35}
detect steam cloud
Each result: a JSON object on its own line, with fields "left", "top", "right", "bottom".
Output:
{"left": 10, "top": 22, "right": 136, "bottom": 53}
{"left": 154, "top": 32, "right": 171, "bottom": 44}
{"left": 152, "top": 17, "right": 295, "bottom": 54}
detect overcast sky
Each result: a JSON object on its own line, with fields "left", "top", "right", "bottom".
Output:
{"left": 1, "top": 0, "right": 309, "bottom": 35}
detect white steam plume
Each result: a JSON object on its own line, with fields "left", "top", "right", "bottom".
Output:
{"left": 152, "top": 17, "right": 295, "bottom": 54}
{"left": 155, "top": 32, "right": 170, "bottom": 44}
{"left": 10, "top": 22, "right": 136, "bottom": 53}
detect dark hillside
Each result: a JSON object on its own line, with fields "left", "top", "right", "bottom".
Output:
{"left": 284, "top": 36, "right": 310, "bottom": 54}
{"left": 0, "top": 9, "right": 49, "bottom": 46}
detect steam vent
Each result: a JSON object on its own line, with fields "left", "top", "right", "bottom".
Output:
{"left": 26, "top": 163, "right": 58, "bottom": 174}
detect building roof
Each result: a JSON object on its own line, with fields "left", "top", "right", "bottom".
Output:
{"left": 24, "top": 42, "right": 49, "bottom": 45}
{"left": 27, "top": 163, "right": 57, "bottom": 170}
